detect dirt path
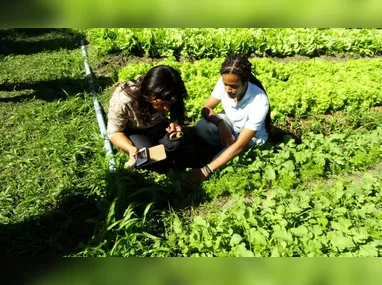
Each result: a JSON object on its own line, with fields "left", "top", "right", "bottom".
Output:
{"left": 90, "top": 52, "right": 382, "bottom": 78}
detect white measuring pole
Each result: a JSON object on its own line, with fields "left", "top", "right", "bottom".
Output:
{"left": 80, "top": 39, "right": 116, "bottom": 173}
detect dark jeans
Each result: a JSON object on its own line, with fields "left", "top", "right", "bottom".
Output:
{"left": 124, "top": 120, "right": 184, "bottom": 173}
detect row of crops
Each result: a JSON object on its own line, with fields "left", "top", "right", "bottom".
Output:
{"left": 84, "top": 28, "right": 382, "bottom": 58}
{"left": 77, "top": 29, "right": 382, "bottom": 256}
{"left": 85, "top": 172, "right": 382, "bottom": 257}
{"left": 80, "top": 125, "right": 382, "bottom": 256}
{"left": 116, "top": 57, "right": 382, "bottom": 123}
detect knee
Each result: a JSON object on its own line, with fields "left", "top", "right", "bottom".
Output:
{"left": 195, "top": 118, "right": 221, "bottom": 146}
{"left": 195, "top": 118, "right": 211, "bottom": 137}
{"left": 158, "top": 134, "right": 184, "bottom": 153}
{"left": 166, "top": 139, "right": 183, "bottom": 153}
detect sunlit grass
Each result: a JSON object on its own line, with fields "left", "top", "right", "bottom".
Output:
{"left": 1, "top": 29, "right": 381, "bottom": 257}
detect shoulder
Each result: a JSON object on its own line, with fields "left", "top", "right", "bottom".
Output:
{"left": 212, "top": 77, "right": 225, "bottom": 94}
{"left": 247, "top": 83, "right": 269, "bottom": 107}
{"left": 110, "top": 82, "right": 137, "bottom": 105}
{"left": 248, "top": 81, "right": 265, "bottom": 95}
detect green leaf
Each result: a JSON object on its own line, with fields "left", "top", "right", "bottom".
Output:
{"left": 213, "top": 236, "right": 222, "bottom": 250}
{"left": 247, "top": 217, "right": 258, "bottom": 227}
{"left": 193, "top": 216, "right": 207, "bottom": 227}
{"left": 142, "top": 202, "right": 154, "bottom": 223}
{"left": 311, "top": 225, "right": 323, "bottom": 237}
{"left": 258, "top": 228, "right": 270, "bottom": 238}
{"left": 173, "top": 216, "right": 183, "bottom": 234}
{"left": 318, "top": 217, "right": 329, "bottom": 228}
{"left": 287, "top": 202, "right": 302, "bottom": 214}
{"left": 142, "top": 232, "right": 160, "bottom": 240}
{"left": 264, "top": 165, "right": 276, "bottom": 181}
{"left": 272, "top": 225, "right": 293, "bottom": 242}
{"left": 249, "top": 228, "right": 267, "bottom": 245}
{"left": 235, "top": 243, "right": 255, "bottom": 257}
{"left": 290, "top": 225, "right": 308, "bottom": 237}
{"left": 271, "top": 246, "right": 280, "bottom": 257}
{"left": 230, "top": 233, "right": 243, "bottom": 246}
{"left": 328, "top": 231, "right": 355, "bottom": 251}
{"left": 351, "top": 227, "right": 369, "bottom": 243}
{"left": 330, "top": 217, "right": 352, "bottom": 233}
{"left": 358, "top": 245, "right": 379, "bottom": 257}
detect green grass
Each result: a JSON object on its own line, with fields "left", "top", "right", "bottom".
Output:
{"left": 1, "top": 29, "right": 381, "bottom": 257}
{"left": 0, "top": 29, "right": 114, "bottom": 256}
{"left": 0, "top": 28, "right": 84, "bottom": 56}
{"left": 0, "top": 50, "right": 83, "bottom": 82}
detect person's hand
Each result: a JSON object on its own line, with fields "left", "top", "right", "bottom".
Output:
{"left": 128, "top": 146, "right": 139, "bottom": 159}
{"left": 218, "top": 121, "right": 235, "bottom": 147}
{"left": 124, "top": 146, "right": 138, "bottom": 168}
{"left": 166, "top": 122, "right": 183, "bottom": 139}
{"left": 184, "top": 168, "right": 209, "bottom": 185}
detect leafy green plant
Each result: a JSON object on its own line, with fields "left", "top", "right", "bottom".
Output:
{"left": 116, "top": 57, "right": 382, "bottom": 124}
{"left": 85, "top": 28, "right": 382, "bottom": 58}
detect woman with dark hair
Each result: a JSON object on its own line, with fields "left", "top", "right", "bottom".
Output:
{"left": 107, "top": 65, "right": 188, "bottom": 172}
{"left": 185, "top": 55, "right": 271, "bottom": 184}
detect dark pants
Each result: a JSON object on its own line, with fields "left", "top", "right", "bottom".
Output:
{"left": 124, "top": 120, "right": 184, "bottom": 173}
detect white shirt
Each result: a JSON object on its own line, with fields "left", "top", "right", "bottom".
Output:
{"left": 211, "top": 77, "right": 269, "bottom": 143}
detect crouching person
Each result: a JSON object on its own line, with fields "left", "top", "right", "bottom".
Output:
{"left": 107, "top": 65, "right": 188, "bottom": 173}
{"left": 185, "top": 55, "right": 271, "bottom": 184}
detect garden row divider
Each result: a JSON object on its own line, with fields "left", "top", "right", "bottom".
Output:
{"left": 81, "top": 39, "right": 116, "bottom": 173}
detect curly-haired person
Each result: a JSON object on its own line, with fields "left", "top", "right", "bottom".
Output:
{"left": 185, "top": 55, "right": 271, "bottom": 184}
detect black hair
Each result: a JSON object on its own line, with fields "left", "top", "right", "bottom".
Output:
{"left": 137, "top": 65, "right": 187, "bottom": 123}
{"left": 221, "top": 54, "right": 272, "bottom": 132}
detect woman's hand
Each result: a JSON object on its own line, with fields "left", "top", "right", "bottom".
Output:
{"left": 124, "top": 146, "right": 139, "bottom": 168}
{"left": 184, "top": 168, "right": 209, "bottom": 185}
{"left": 166, "top": 121, "right": 182, "bottom": 132}
{"left": 166, "top": 122, "right": 183, "bottom": 139}
{"left": 218, "top": 121, "right": 235, "bottom": 147}
{"left": 128, "top": 146, "right": 139, "bottom": 159}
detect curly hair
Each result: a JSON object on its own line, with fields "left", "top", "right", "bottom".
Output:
{"left": 221, "top": 54, "right": 272, "bottom": 132}
{"left": 220, "top": 54, "right": 253, "bottom": 83}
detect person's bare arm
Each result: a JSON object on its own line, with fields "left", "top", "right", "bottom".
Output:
{"left": 209, "top": 127, "right": 255, "bottom": 170}
{"left": 109, "top": 132, "right": 138, "bottom": 157}
{"left": 201, "top": 95, "right": 234, "bottom": 146}
{"left": 184, "top": 128, "right": 255, "bottom": 185}
{"left": 201, "top": 96, "right": 222, "bottom": 125}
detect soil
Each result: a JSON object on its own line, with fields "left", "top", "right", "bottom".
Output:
{"left": 92, "top": 54, "right": 168, "bottom": 78}
{"left": 91, "top": 52, "right": 382, "bottom": 78}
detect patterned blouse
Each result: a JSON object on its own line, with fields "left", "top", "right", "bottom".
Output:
{"left": 107, "top": 80, "right": 167, "bottom": 138}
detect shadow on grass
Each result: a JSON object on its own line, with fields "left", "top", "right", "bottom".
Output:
{"left": 0, "top": 164, "right": 207, "bottom": 257}
{"left": 112, "top": 169, "right": 208, "bottom": 219}
{"left": 0, "top": 191, "right": 109, "bottom": 257}
{"left": 0, "top": 28, "right": 85, "bottom": 56}
{"left": 0, "top": 28, "right": 59, "bottom": 38}
{"left": 268, "top": 125, "right": 302, "bottom": 145}
{"left": 0, "top": 76, "right": 115, "bottom": 102}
